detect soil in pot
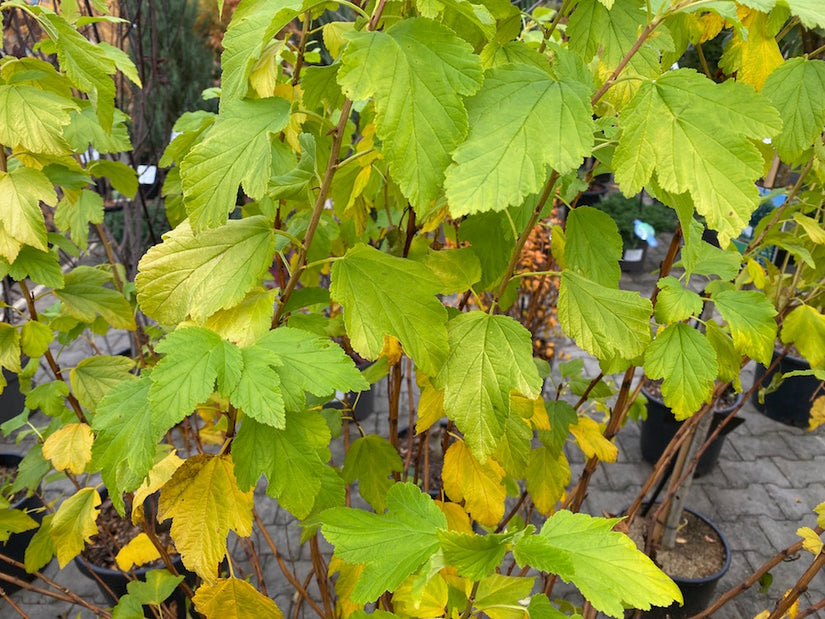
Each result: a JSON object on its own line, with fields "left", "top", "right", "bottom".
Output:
{"left": 397, "top": 423, "right": 446, "bottom": 498}
{"left": 0, "top": 453, "right": 45, "bottom": 593}
{"left": 640, "top": 380, "right": 744, "bottom": 477}
{"left": 753, "top": 347, "right": 821, "bottom": 428}
{"left": 628, "top": 506, "right": 730, "bottom": 618}
{"left": 76, "top": 494, "right": 193, "bottom": 619}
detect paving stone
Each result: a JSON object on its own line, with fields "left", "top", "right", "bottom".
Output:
{"left": 579, "top": 487, "right": 638, "bottom": 518}
{"left": 725, "top": 433, "right": 797, "bottom": 462}
{"left": 739, "top": 404, "right": 792, "bottom": 437}
{"left": 703, "top": 484, "right": 785, "bottom": 521}
{"left": 743, "top": 549, "right": 815, "bottom": 606}
{"left": 716, "top": 458, "right": 792, "bottom": 489}
{"left": 765, "top": 483, "right": 825, "bottom": 520}
{"left": 720, "top": 515, "right": 773, "bottom": 553}
{"left": 676, "top": 484, "right": 722, "bottom": 522}
{"left": 771, "top": 456, "right": 825, "bottom": 486}
{"left": 779, "top": 430, "right": 825, "bottom": 460}
{"left": 757, "top": 514, "right": 808, "bottom": 552}
{"left": 603, "top": 462, "right": 650, "bottom": 491}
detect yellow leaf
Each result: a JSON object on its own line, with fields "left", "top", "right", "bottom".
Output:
{"left": 698, "top": 13, "right": 725, "bottom": 43}
{"left": 509, "top": 393, "right": 543, "bottom": 420}
{"left": 528, "top": 402, "right": 551, "bottom": 431}
{"left": 724, "top": 9, "right": 783, "bottom": 91}
{"left": 809, "top": 396, "right": 825, "bottom": 431}
{"left": 815, "top": 501, "right": 825, "bottom": 529}
{"left": 42, "top": 423, "right": 93, "bottom": 475}
{"left": 379, "top": 335, "right": 403, "bottom": 366}
{"left": 249, "top": 41, "right": 285, "bottom": 99}
{"left": 132, "top": 450, "right": 185, "bottom": 525}
{"left": 158, "top": 454, "right": 253, "bottom": 581}
{"left": 442, "top": 441, "right": 506, "bottom": 528}
{"left": 525, "top": 446, "right": 570, "bottom": 515}
{"left": 753, "top": 611, "right": 769, "bottom": 619}
{"left": 747, "top": 259, "right": 766, "bottom": 289}
{"left": 115, "top": 532, "right": 162, "bottom": 571}
{"left": 415, "top": 376, "right": 444, "bottom": 433}
{"left": 786, "top": 591, "right": 799, "bottom": 619}
{"left": 49, "top": 487, "right": 100, "bottom": 568}
{"left": 796, "top": 526, "right": 823, "bottom": 556}
{"left": 329, "top": 556, "right": 363, "bottom": 619}
{"left": 193, "top": 578, "right": 284, "bottom": 619}
{"left": 435, "top": 499, "right": 473, "bottom": 535}
{"left": 393, "top": 572, "right": 448, "bottom": 617}
{"left": 569, "top": 417, "right": 618, "bottom": 462}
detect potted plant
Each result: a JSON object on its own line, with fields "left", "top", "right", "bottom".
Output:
{"left": 752, "top": 347, "right": 822, "bottom": 428}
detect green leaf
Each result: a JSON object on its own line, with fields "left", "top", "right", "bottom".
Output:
{"left": 180, "top": 97, "right": 290, "bottom": 230}
{"left": 302, "top": 65, "right": 345, "bottom": 111}
{"left": 233, "top": 414, "right": 330, "bottom": 519}
{"left": 461, "top": 211, "right": 515, "bottom": 291}
{"left": 527, "top": 594, "right": 568, "bottom": 619}
{"left": 558, "top": 271, "right": 652, "bottom": 361}
{"left": 320, "top": 482, "right": 447, "bottom": 603}
{"left": 38, "top": 14, "right": 117, "bottom": 130}
{"left": 437, "top": 530, "right": 512, "bottom": 581}
{"left": 644, "top": 324, "right": 718, "bottom": 420}
{"left": 49, "top": 487, "right": 100, "bottom": 568}
{"left": 0, "top": 84, "right": 77, "bottom": 154}
{"left": 338, "top": 18, "right": 482, "bottom": 210}
{"left": 565, "top": 206, "right": 623, "bottom": 287}
{"left": 257, "top": 327, "right": 368, "bottom": 412}
{"left": 0, "top": 323, "right": 21, "bottom": 373}
{"left": 614, "top": 69, "right": 782, "bottom": 246}
{"left": 679, "top": 222, "right": 742, "bottom": 281}
{"left": 539, "top": 400, "right": 577, "bottom": 457}
{"left": 220, "top": 0, "right": 309, "bottom": 101}
{"left": 434, "top": 312, "right": 542, "bottom": 462}
{"left": 0, "top": 508, "right": 38, "bottom": 542}
{"left": 330, "top": 244, "right": 449, "bottom": 376}
{"left": 514, "top": 511, "right": 682, "bottom": 618}
{"left": 70, "top": 355, "right": 135, "bottom": 411}
{"left": 97, "top": 41, "right": 142, "bottom": 88}
{"left": 113, "top": 570, "right": 183, "bottom": 619}
{"left": 135, "top": 216, "right": 277, "bottom": 325}
{"left": 20, "top": 320, "right": 52, "bottom": 358}
{"left": 342, "top": 435, "right": 403, "bottom": 512}
{"left": 0, "top": 167, "right": 56, "bottom": 259}
{"left": 705, "top": 320, "right": 742, "bottom": 391}
{"left": 654, "top": 276, "right": 704, "bottom": 323}
{"left": 25, "top": 514, "right": 56, "bottom": 573}
{"left": 54, "top": 189, "right": 104, "bottom": 250}
{"left": 230, "top": 345, "right": 284, "bottom": 428}
{"left": 712, "top": 289, "right": 777, "bottom": 365}
{"left": 445, "top": 64, "right": 594, "bottom": 216}
{"left": 762, "top": 58, "right": 825, "bottom": 163}
{"left": 149, "top": 327, "right": 242, "bottom": 427}
{"left": 25, "top": 381, "right": 69, "bottom": 417}
{"left": 474, "top": 573, "right": 535, "bottom": 618}
{"left": 492, "top": 412, "right": 532, "bottom": 477}
{"left": 269, "top": 133, "right": 317, "bottom": 199}
{"left": 91, "top": 376, "right": 159, "bottom": 515}
{"left": 422, "top": 248, "right": 482, "bottom": 295}
{"left": 88, "top": 160, "right": 138, "bottom": 199}
{"left": 10, "top": 445, "right": 51, "bottom": 497}
{"left": 63, "top": 104, "right": 132, "bottom": 154}
{"left": 2, "top": 246, "right": 64, "bottom": 289}
{"left": 739, "top": 0, "right": 825, "bottom": 29}
{"left": 781, "top": 305, "right": 825, "bottom": 368}
{"left": 55, "top": 266, "right": 135, "bottom": 330}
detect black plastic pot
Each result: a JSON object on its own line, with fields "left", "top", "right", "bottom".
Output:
{"left": 0, "top": 453, "right": 46, "bottom": 593}
{"left": 73, "top": 491, "right": 195, "bottom": 618}
{"left": 642, "top": 507, "right": 731, "bottom": 618}
{"left": 752, "top": 349, "right": 820, "bottom": 428}
{"left": 578, "top": 173, "right": 612, "bottom": 206}
{"left": 0, "top": 369, "right": 25, "bottom": 425}
{"left": 640, "top": 386, "right": 744, "bottom": 477}
{"left": 620, "top": 245, "right": 647, "bottom": 273}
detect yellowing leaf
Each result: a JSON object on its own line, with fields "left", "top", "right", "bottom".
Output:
{"left": 815, "top": 502, "right": 825, "bottom": 529}
{"left": 379, "top": 335, "right": 403, "bottom": 366}
{"left": 158, "top": 454, "right": 253, "bottom": 581}
{"left": 393, "top": 573, "right": 448, "bottom": 618}
{"left": 809, "top": 397, "right": 825, "bottom": 432}
{"left": 132, "top": 451, "right": 185, "bottom": 525}
{"left": 49, "top": 487, "right": 100, "bottom": 567}
{"left": 796, "top": 526, "right": 823, "bottom": 556}
{"left": 42, "top": 423, "right": 94, "bottom": 475}
{"left": 442, "top": 441, "right": 506, "bottom": 527}
{"left": 329, "top": 556, "right": 363, "bottom": 618}
{"left": 525, "top": 447, "right": 570, "bottom": 515}
{"left": 721, "top": 9, "right": 783, "bottom": 91}
{"left": 0, "top": 167, "right": 56, "bottom": 261}
{"left": 193, "top": 578, "right": 284, "bottom": 619}
{"left": 570, "top": 417, "right": 618, "bottom": 462}
{"left": 781, "top": 305, "right": 825, "bottom": 368}
{"left": 415, "top": 376, "right": 444, "bottom": 433}
{"left": 435, "top": 500, "right": 474, "bottom": 534}
{"left": 115, "top": 532, "right": 162, "bottom": 571}
{"left": 202, "top": 287, "right": 277, "bottom": 347}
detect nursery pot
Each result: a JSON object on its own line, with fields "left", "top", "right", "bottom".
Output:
{"left": 73, "top": 491, "right": 195, "bottom": 619}
{"left": 0, "top": 369, "right": 25, "bottom": 425}
{"left": 639, "top": 506, "right": 732, "bottom": 618}
{"left": 752, "top": 349, "right": 820, "bottom": 428}
{"left": 578, "top": 173, "right": 612, "bottom": 206}
{"left": 620, "top": 245, "right": 647, "bottom": 273}
{"left": 640, "top": 386, "right": 744, "bottom": 477}
{"left": 0, "top": 453, "right": 45, "bottom": 593}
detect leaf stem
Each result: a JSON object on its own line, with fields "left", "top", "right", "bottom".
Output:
{"left": 459, "top": 581, "right": 480, "bottom": 619}
{"left": 291, "top": 11, "right": 312, "bottom": 86}
{"left": 591, "top": 19, "right": 661, "bottom": 106}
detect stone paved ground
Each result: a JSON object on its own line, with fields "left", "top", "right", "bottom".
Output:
{"left": 2, "top": 237, "right": 824, "bottom": 618}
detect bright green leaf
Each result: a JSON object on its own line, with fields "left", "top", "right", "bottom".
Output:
{"left": 55, "top": 266, "right": 135, "bottom": 330}
{"left": 342, "top": 435, "right": 403, "bottom": 512}
{"left": 565, "top": 206, "right": 623, "bottom": 287}
{"left": 230, "top": 345, "right": 285, "bottom": 428}
{"left": 434, "top": 311, "right": 542, "bottom": 462}
{"left": 445, "top": 63, "right": 594, "bottom": 216}
{"left": 654, "top": 276, "right": 704, "bottom": 323}
{"left": 0, "top": 323, "right": 21, "bottom": 373}
{"left": 54, "top": 189, "right": 104, "bottom": 250}
{"left": 514, "top": 511, "right": 682, "bottom": 618}
{"left": 20, "top": 321, "right": 52, "bottom": 358}
{"left": 437, "top": 530, "right": 512, "bottom": 581}
{"left": 88, "top": 160, "right": 138, "bottom": 199}
{"left": 320, "top": 482, "right": 447, "bottom": 603}
{"left": 0, "top": 84, "right": 77, "bottom": 155}
{"left": 70, "top": 355, "right": 135, "bottom": 411}
{"left": 712, "top": 289, "right": 778, "bottom": 365}
{"left": 339, "top": 18, "right": 482, "bottom": 210}
{"left": 705, "top": 319, "right": 742, "bottom": 391}
{"left": 330, "top": 244, "right": 449, "bottom": 376}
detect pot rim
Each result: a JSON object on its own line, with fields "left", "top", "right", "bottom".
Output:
{"left": 640, "top": 384, "right": 744, "bottom": 415}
